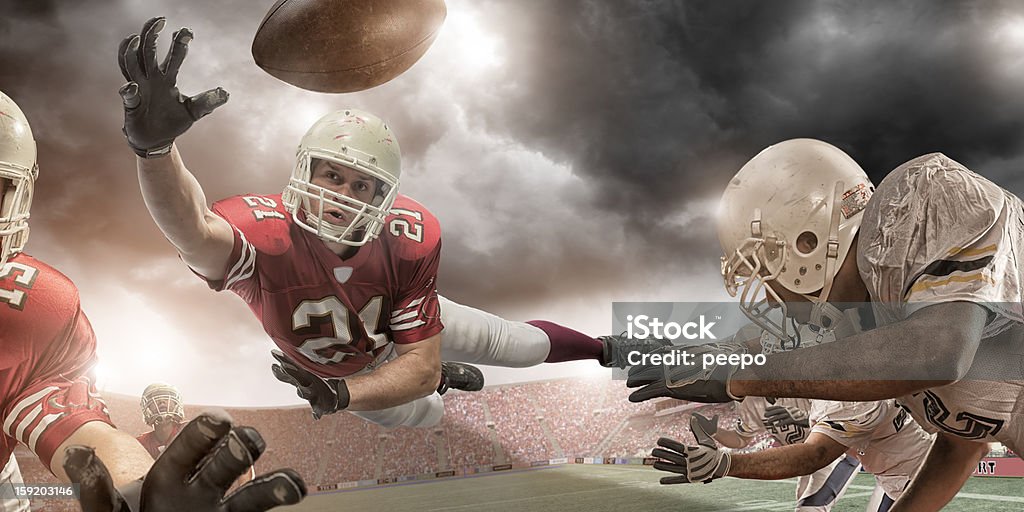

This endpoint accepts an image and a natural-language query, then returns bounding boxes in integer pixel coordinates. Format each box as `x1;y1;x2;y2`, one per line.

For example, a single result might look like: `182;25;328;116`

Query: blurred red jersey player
136;383;186;458
0;90;157;510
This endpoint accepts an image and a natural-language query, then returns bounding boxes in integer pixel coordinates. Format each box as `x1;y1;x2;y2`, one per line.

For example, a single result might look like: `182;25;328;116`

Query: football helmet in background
282;109;401;246
717;138;873;347
0;91;38;268
141;382;185;426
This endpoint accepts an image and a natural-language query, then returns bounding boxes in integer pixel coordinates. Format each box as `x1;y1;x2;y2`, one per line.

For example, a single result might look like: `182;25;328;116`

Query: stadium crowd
13;377;1016;510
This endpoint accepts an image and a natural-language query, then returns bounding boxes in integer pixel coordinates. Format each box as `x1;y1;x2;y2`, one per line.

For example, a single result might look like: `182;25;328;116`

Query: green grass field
283;464;1024;512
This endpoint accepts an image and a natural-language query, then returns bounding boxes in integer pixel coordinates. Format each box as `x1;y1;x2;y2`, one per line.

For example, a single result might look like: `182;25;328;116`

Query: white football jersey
735;396;814;445
858;153;1024;454
809;399;931;499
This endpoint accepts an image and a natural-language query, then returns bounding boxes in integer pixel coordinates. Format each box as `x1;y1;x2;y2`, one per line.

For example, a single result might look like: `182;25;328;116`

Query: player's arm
271;335;443;418
137;147;234;279
117;18;234;279
731;301;987;400
65;411;306;512
50;421;152;486
343;333;442;411
728;432;847;480
653;414;844;484
889;433;988;512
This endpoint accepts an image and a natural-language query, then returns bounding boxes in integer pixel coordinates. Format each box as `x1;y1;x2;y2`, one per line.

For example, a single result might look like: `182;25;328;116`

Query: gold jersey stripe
908;272;994;295
946;244;998;258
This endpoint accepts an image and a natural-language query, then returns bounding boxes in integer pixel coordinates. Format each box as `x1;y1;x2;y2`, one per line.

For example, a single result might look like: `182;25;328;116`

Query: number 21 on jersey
390;208;423;243
292;296;390;365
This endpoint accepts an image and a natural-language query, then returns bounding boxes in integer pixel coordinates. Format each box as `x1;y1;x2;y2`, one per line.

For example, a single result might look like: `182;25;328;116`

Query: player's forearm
890;434;987;512
728;442;833;480
343;350;441;411
136;146;220;254
731;302;987;400
51;421;153;487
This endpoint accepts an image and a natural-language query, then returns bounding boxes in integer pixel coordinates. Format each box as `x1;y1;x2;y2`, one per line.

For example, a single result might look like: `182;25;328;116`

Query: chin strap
807;181;848;333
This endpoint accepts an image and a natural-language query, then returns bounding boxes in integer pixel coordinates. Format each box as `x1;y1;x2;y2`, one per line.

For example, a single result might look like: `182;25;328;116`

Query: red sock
527;320;604;363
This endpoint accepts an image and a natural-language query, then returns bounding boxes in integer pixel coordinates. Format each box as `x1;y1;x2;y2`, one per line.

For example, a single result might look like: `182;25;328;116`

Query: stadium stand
13;377;1019;510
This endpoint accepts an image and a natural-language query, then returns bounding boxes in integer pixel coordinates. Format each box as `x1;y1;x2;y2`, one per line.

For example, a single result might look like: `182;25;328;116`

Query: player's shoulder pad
878;153;1003;224
4;254;80;308
0;255;80;364
211;193;293;256
383;194;441;260
863;154;1003;262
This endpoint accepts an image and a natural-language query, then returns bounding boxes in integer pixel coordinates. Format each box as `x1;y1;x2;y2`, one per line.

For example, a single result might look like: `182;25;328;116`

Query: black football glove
65;410;306;512
652;414;732;484
118;17;228;158
271;349;350;420
626;343;744;404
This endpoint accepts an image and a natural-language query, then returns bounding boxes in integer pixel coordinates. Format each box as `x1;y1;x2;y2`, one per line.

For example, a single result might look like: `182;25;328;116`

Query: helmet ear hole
796;231;818;255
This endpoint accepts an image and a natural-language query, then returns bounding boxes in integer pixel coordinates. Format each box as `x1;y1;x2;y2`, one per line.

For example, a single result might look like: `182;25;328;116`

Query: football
252;0;447;93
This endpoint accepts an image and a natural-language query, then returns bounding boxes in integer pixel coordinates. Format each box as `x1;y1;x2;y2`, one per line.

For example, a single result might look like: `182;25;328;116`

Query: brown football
252;0;447;93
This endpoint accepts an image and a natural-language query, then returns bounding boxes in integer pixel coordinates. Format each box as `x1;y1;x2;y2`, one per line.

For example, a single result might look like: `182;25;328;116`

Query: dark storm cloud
6;0;1024;401
467;0;1024;202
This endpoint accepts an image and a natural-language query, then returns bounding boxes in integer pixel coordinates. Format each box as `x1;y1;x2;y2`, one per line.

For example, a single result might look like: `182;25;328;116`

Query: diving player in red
0;90;305;511
117;17;661;428
135;383;186;458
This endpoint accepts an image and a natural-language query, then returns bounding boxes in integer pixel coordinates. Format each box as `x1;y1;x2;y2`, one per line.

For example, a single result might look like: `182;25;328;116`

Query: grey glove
652;413;732;484
763;404;810;429
691;412;720;438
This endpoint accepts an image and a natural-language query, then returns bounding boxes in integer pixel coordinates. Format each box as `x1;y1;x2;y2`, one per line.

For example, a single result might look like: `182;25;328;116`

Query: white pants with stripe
794;454;860;511
351;296;551;428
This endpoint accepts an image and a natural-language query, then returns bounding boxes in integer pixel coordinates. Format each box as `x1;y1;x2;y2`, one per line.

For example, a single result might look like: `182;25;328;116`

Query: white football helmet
282;109;401;246
141;382;185;426
0;91;38;268
717;139;873;347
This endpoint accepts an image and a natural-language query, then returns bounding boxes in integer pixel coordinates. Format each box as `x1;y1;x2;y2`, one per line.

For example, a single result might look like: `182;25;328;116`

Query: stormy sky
4;0;1024;406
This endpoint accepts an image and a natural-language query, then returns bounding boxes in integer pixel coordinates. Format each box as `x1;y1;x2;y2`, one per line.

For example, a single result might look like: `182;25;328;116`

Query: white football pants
350;296;551;428
794;454;860;511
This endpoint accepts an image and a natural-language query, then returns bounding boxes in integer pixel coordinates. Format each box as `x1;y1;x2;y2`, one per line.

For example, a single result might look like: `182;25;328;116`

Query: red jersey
202;193;443;378
136;422;183;459
0;254;111;469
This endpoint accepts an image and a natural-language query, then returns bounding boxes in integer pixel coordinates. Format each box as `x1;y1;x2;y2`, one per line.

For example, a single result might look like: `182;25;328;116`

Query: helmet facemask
722;232;795;347
0;163;36;268
285;151;397;246
141;384;185;426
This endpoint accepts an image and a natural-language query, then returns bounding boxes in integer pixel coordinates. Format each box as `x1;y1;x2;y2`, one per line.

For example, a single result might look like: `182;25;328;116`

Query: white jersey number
0;262;39;310
292;296;389;365
389;208;423;243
